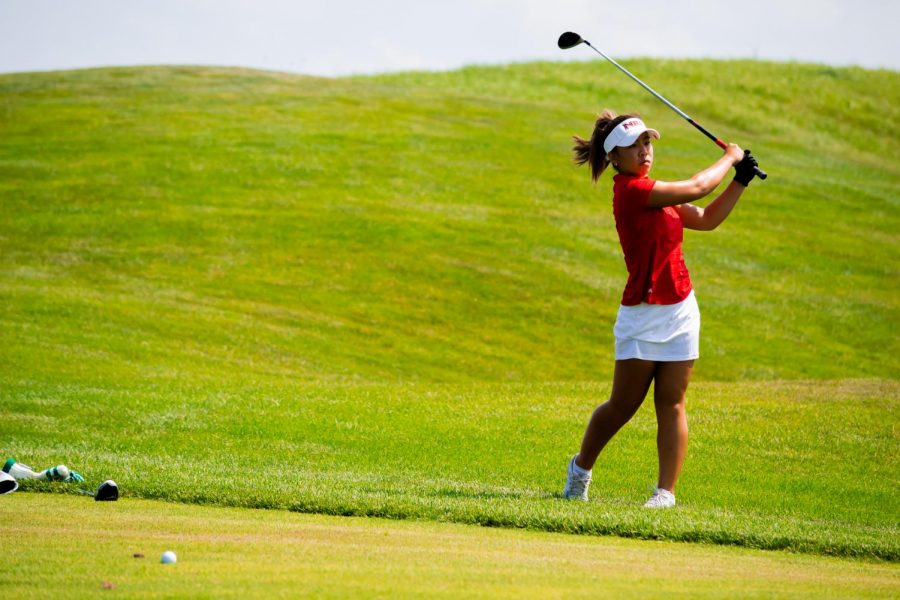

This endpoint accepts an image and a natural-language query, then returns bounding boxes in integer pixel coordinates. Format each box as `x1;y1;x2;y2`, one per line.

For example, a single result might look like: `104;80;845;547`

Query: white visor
603;117;660;154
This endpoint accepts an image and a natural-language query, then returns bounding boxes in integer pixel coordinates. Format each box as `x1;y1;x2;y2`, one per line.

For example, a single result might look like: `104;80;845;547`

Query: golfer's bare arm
673;182;745;231
644;143;746;230
646;144;743;208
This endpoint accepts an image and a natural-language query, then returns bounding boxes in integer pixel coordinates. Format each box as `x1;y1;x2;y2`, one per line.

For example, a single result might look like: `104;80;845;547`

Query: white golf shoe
563;455;591;501
643;487;676;509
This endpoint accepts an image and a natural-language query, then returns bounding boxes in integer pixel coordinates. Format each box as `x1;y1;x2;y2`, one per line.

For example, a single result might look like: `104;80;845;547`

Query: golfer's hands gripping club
733;149;760;187
725;143;744;165
729;145;766;181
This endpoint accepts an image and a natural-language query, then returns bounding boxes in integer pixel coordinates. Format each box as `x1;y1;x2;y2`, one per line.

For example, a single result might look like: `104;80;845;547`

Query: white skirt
613;290;700;361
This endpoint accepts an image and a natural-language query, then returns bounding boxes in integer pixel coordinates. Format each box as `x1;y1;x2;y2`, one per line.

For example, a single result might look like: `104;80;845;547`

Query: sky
1;1;898;76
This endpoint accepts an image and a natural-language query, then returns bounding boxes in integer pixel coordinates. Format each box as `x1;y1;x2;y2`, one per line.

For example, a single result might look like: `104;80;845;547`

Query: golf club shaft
582;40;768;180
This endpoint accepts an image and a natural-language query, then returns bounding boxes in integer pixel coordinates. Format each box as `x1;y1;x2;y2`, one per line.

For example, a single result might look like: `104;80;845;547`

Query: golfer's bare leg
575;359;656;471
653;360;693;492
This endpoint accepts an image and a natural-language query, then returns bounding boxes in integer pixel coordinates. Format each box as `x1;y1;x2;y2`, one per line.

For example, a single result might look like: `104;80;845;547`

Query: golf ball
160;551;177;564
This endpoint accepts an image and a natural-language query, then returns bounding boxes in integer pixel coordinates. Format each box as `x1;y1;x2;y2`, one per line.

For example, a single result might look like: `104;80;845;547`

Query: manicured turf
3;494;897;599
0;61;898;573
4;378;897;560
0;64;897;384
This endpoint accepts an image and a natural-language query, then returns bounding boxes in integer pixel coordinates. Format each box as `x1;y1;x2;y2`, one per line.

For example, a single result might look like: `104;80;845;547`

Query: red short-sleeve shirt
612;174;693;306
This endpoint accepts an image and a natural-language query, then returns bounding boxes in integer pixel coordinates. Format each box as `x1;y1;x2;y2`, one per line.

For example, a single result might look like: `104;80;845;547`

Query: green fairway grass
4;378;897;560
1;61;898;569
3;494;897;599
1;63;897;384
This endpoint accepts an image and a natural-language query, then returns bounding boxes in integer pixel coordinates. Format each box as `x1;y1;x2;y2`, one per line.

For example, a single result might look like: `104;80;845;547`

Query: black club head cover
95;480;119;501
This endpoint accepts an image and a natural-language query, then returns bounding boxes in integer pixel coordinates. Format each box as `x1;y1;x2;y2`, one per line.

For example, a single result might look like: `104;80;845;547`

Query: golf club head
0;471;17;495
95;480;119;501
558;31;584;50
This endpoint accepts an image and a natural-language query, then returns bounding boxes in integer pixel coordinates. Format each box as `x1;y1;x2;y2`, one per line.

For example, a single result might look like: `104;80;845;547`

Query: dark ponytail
572;110;639;182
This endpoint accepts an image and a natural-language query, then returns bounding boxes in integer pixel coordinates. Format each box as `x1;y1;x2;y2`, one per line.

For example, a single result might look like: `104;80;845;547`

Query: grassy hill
1;62;897;384
1;62;898;561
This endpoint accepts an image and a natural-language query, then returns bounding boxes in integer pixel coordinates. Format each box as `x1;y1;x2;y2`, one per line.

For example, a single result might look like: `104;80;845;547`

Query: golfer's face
616;132;654;176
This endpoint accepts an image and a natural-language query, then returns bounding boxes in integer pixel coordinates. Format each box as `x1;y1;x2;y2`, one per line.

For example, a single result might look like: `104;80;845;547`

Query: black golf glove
733;149;759;187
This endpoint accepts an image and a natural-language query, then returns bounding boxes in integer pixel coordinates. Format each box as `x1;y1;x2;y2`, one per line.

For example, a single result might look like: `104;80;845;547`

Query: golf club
558;31;767;180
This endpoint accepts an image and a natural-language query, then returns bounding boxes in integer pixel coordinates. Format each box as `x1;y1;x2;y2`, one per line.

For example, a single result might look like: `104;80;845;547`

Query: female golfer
563;110;758;508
